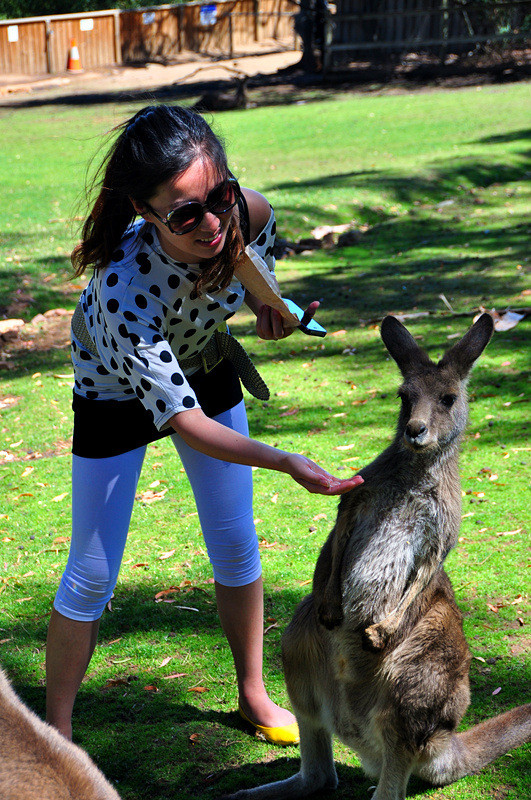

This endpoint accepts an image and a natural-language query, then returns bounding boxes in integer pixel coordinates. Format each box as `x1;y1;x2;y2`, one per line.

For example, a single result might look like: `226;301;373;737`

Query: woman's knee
53;560;118;622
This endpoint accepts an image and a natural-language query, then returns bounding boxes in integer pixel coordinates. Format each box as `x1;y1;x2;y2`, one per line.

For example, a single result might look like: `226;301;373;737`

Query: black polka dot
168;275;180;289
124;388;135;395
111;250;124;262
86;391;99;400
135;387;145;399
169;317;181;326
171;373;184;386
224;311;235;320
141;378;152;391
124;311;138;323
159;254;169;265
207;302;220;311
271;221;276;236
135;294;148;309
178;344;189;356
183;396;195;408
107;299;119;314
81;377;94;386
141;230;154;246
110;336;118;352
227;293;238;304
256;232;267;247
72;341;77;352
184;328;196;339
102;336;108;349
79;350;92;361
149;284;161;298
160;350;172;363
204;318;216;330
106;273;118;287
153;316;162;328
87;293;93;306
118;377;129;385
130;333;140;346
173;298;183;312
156;399;166;413
123;356;133;369
152;333;163;344
136;253;151;274
118;324;129;339
196;335;207;346
190;308;199;322
89;315;93;327
122;363;131;376
110;357;118;370
97;365;110;376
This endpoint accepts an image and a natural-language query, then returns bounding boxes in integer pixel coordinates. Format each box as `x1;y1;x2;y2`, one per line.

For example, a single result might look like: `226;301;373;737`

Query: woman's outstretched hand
283;453;363;495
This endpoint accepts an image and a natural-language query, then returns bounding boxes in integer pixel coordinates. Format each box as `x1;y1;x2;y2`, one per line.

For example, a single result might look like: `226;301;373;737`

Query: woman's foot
238;693;299;745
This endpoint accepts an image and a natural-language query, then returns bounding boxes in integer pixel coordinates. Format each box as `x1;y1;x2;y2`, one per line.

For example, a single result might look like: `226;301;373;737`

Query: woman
46;105;362;745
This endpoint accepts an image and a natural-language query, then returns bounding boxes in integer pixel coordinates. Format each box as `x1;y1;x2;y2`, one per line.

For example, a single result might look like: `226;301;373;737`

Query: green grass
0;83;529;799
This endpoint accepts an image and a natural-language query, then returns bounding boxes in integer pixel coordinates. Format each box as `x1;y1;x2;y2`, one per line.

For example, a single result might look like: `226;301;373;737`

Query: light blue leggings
54;400;262;622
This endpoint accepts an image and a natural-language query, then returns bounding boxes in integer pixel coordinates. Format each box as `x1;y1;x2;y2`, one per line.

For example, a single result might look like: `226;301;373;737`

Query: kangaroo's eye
441;394;457;408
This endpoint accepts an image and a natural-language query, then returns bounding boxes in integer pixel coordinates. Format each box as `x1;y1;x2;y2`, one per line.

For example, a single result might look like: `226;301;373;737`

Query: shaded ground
0;46;529;111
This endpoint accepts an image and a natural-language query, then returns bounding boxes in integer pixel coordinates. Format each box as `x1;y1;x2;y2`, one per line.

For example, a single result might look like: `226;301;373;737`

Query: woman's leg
46;446;145;738
171;400;295;728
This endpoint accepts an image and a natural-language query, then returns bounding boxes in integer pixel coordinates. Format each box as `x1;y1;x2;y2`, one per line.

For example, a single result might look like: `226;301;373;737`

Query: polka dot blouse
71;208;277;431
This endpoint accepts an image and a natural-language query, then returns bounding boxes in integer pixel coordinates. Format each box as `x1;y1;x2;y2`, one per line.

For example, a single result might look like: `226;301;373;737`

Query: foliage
1;0;184;22
0;84;529;799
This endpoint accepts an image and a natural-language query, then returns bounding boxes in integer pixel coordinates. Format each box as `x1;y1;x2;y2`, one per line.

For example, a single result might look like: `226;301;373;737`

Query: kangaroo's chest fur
340;471;460;627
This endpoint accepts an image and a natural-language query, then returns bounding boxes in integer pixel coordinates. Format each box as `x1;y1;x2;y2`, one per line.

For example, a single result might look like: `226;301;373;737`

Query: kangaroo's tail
417;704;531;786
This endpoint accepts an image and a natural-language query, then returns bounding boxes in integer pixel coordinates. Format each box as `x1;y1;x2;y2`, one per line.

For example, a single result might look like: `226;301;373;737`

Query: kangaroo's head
381;314;494;453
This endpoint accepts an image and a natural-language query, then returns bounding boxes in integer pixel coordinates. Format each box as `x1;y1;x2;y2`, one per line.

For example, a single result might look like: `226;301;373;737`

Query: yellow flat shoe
238;705;300;746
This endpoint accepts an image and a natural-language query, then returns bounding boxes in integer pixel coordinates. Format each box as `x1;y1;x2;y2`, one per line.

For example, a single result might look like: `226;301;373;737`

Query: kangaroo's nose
406;421;427;439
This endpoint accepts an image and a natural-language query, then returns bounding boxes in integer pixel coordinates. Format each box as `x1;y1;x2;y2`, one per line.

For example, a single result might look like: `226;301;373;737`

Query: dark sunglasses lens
167;204;202;234
208;180;239;213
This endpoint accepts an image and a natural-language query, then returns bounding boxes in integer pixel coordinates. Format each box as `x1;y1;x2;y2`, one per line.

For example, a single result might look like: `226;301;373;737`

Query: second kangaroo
226;314;531;800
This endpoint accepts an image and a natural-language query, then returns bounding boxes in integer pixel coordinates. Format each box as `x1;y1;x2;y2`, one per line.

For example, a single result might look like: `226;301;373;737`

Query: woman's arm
169;408;363;496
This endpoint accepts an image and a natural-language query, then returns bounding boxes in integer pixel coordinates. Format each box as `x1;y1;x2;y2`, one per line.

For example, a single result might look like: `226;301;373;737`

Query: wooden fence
324;0;531;70
0;1;298;76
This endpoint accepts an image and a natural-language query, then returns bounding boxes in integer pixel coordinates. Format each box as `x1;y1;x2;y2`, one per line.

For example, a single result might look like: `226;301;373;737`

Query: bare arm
169;408;363;496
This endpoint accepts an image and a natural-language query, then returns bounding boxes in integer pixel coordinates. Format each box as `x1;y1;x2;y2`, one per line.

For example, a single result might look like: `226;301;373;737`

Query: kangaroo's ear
381;316;432;377
438;313;494;378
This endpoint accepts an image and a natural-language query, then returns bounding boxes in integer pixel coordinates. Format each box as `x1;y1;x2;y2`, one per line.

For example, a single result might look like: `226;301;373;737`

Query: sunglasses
144;177;241;235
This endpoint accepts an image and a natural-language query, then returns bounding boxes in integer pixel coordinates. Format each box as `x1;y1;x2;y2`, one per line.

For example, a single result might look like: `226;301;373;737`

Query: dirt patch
0;310;72;370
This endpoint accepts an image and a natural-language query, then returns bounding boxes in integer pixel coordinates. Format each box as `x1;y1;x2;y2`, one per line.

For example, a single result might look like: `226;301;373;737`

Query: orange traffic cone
67;38;83;73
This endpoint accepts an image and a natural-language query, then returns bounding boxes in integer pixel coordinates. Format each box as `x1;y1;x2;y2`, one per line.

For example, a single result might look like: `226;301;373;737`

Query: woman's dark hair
72;105;243;295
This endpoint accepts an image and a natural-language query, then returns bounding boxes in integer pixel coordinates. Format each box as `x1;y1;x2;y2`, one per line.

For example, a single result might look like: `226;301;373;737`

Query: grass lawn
0;82;529;798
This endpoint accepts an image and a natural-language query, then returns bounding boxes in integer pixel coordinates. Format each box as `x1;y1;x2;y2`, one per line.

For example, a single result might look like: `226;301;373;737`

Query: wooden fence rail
0;1;298;76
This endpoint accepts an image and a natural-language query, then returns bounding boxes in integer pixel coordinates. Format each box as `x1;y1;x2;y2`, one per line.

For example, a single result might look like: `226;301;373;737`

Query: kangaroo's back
0;668;120;800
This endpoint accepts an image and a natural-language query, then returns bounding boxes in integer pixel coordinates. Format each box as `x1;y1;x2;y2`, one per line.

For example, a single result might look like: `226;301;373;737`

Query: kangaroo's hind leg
223;720;337;800
370;741;415;800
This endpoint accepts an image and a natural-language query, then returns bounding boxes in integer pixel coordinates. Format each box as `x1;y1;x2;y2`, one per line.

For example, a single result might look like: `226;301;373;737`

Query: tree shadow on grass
2;579;529;799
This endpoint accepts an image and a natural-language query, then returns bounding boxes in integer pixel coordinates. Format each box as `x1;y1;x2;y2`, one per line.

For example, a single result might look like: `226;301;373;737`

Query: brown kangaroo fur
226;314;531;800
0;667;120;799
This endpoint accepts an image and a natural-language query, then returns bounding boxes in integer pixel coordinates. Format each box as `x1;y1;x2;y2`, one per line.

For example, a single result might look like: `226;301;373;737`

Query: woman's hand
281;453;363;495
256;300;321;341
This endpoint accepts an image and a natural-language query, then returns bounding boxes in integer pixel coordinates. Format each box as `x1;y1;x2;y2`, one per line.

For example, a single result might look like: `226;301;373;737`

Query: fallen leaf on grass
492;687;502;696
279;407;300;417
259;538;277;549
102;678;130;690
163;672;187;680
270;493;279;503
334;444;356;451
496;528;522;537
188;686;208;693
159;657;172;668
52;492;68;503
158;549;176;560
264;622;279;635
144;685;158;692
137;488;168;504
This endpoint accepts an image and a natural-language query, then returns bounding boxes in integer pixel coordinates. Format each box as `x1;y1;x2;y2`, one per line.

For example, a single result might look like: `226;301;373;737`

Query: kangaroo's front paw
317;600;344;630
362;622;390;652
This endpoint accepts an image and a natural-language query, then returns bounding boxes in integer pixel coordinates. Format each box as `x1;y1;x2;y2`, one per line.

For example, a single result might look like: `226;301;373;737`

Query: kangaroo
225;314;531;800
0;667;120;799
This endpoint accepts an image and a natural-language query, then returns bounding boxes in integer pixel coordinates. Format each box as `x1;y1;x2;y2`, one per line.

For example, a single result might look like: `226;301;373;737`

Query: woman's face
141;157;235;264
